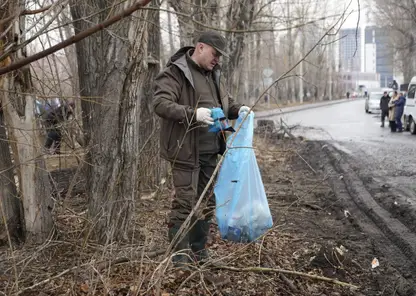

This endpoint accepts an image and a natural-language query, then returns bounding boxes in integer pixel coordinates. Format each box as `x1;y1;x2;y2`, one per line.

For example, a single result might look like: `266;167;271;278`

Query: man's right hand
196;107;214;125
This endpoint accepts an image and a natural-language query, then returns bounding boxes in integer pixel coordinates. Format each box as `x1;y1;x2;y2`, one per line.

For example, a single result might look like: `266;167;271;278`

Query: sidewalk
254;98;352;119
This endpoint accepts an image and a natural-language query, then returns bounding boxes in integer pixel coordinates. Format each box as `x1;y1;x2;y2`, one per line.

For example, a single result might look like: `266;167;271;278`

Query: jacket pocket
167;122;193;163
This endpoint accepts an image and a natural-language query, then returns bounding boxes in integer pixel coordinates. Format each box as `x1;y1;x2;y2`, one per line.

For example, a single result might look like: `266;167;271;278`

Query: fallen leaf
80;283;89;293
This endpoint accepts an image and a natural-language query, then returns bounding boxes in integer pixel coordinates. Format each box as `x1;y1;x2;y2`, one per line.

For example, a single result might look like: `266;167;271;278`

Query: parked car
365;91;383;113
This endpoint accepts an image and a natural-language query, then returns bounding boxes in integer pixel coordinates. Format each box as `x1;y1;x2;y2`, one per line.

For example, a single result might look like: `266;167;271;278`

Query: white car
403;77;416;133
365;92;384;113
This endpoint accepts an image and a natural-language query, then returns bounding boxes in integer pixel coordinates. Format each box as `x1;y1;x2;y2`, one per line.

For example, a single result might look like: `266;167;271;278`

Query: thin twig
295;150;317;174
258;236;266;266
214;265;359;288
0;4;53;27
16;263;88;295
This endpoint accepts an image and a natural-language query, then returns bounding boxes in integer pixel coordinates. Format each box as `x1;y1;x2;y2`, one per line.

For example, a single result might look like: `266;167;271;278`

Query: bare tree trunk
402;35;414;83
0;110;23;243
166;4;175;55
285;1;294;103
2;75;54;242
0;0;53;243
169;0;194;46
223;0;256;97
138;2;164;190
255;33;261;101
70;0;151;243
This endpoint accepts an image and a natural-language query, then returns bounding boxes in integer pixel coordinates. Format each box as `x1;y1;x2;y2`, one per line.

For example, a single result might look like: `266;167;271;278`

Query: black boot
189;220;210;263
168;225;191;269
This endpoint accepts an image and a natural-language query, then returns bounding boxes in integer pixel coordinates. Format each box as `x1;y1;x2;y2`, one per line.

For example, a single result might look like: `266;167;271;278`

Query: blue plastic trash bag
208;107;235;133
214;112;273;242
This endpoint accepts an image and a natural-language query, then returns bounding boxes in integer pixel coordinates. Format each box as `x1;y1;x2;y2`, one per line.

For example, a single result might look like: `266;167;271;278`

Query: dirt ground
0;132;413;295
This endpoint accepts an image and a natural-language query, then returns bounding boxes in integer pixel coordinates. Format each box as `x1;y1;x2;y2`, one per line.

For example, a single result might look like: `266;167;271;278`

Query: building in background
339;28;361;72
365;26;394;88
338;26;394;90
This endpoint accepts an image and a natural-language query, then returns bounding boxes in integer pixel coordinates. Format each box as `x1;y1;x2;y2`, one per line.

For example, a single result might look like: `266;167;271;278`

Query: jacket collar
169;47;222;90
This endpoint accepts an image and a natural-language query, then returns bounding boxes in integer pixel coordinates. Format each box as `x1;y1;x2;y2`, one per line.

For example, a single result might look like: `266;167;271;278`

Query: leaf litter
0;135;410;295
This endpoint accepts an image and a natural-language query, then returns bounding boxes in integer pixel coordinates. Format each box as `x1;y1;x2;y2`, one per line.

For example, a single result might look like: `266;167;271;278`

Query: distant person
394;92;406;132
44;101;75;154
346;91;350;99
364;91;368;98
379;91;390;127
388;91;399;132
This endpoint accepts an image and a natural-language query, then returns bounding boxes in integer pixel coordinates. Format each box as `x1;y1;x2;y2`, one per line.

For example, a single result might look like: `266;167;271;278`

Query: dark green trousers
168;153;217;226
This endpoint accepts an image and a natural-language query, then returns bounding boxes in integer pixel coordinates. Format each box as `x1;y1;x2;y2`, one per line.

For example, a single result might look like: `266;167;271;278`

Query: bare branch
0;4;53;27
0;0;152;76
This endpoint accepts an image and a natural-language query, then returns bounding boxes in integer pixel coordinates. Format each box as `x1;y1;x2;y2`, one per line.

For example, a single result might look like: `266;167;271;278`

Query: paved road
261;98;416;281
262;98;410;143
261;99;416;183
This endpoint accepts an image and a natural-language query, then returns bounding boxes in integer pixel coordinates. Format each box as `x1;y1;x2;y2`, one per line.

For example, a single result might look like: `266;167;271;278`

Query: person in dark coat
44;101;74;154
394;92;406;132
152;31;247;267
379;91;390;127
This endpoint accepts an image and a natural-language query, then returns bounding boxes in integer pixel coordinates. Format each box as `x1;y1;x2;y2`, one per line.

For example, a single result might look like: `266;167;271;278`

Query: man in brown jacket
153;31;249;267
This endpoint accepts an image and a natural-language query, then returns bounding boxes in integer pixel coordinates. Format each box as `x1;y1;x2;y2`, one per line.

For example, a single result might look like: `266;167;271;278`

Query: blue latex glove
208;107;235;133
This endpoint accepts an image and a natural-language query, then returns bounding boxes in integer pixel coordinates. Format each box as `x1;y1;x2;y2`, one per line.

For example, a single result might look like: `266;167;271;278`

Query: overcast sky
335;0;372;29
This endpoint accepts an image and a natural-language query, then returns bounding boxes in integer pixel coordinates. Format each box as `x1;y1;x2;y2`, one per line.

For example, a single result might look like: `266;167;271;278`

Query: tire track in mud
308;141;416;293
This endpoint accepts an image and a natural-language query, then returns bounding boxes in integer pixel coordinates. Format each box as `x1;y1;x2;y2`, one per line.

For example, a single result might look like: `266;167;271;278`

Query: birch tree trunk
2;79;53;242
70;0;151;243
0;0;53;243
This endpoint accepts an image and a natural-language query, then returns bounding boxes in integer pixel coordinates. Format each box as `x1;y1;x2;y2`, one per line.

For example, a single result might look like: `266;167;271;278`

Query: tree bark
0;0;53;243
168;0;195;47
138;2;165;190
0;109;23;244
70;0;152;243
223;0;256;97
1;74;54;242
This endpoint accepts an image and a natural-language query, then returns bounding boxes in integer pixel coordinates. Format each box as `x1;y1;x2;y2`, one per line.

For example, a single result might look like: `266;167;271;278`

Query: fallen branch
96;249;166;271
264;254;299;293
214;265;359;289
280;118;296;139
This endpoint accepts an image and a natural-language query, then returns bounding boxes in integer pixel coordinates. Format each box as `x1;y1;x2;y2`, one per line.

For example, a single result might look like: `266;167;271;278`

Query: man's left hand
238;106;251;115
